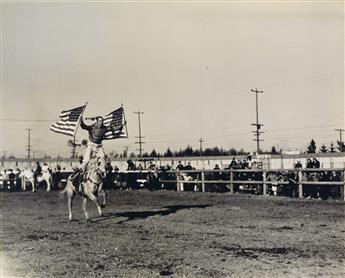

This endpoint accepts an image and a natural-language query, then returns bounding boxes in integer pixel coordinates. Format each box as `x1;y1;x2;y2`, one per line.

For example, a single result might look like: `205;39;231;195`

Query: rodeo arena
1;103;345;278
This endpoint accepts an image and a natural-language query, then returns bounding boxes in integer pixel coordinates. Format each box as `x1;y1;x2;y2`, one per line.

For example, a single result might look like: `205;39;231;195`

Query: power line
133;111;145;157
1;118;55;122
250;88;264;154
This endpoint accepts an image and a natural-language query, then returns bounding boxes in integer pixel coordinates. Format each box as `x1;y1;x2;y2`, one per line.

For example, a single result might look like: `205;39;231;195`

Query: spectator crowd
0;157;343;200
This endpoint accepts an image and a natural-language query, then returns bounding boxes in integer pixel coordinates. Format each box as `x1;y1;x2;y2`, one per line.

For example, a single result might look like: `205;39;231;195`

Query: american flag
103;106;127;140
50;105;86;137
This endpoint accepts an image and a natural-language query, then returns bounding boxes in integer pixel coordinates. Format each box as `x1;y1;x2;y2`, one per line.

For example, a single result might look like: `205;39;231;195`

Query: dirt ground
1;189;344;278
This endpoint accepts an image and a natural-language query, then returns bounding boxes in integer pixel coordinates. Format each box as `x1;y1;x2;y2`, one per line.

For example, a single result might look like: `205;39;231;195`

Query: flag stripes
103;107;127;140
50;105;86;137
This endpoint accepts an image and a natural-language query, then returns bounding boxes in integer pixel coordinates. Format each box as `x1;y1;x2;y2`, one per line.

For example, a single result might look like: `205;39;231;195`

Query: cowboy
33;162;42;185
78;116;123;176
42;162;49;173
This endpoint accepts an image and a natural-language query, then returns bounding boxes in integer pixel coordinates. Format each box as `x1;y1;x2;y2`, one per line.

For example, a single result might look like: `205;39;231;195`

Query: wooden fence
158;168;345;201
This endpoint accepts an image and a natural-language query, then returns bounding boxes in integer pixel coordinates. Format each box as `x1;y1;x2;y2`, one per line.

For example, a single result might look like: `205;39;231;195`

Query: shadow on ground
91;204;211;224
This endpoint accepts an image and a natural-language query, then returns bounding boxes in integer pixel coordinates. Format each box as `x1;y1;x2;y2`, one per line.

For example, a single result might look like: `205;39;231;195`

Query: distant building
281;148;302;155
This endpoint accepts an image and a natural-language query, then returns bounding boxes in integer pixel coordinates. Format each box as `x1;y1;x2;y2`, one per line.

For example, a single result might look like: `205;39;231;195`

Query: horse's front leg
46;178;51;192
82;197;89;221
22;177;26;191
31;180;36;192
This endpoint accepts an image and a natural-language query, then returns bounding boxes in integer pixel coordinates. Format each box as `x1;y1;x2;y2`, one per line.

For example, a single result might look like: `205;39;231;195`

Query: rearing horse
61;165;106;221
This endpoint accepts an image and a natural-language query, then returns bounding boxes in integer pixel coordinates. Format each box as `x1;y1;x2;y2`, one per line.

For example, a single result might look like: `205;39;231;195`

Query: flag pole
122;103;129;138
74;102;87;138
72;102;87;157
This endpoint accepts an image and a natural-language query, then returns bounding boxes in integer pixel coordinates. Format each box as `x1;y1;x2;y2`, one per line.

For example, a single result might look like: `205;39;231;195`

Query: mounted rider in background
33;162;42;185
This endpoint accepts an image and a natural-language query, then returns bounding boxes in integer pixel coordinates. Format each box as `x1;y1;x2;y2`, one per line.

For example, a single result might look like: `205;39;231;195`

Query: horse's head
21;169;33;178
87;167;104;185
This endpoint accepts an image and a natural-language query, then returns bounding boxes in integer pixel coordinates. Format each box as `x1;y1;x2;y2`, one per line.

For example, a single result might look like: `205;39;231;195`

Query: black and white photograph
1;1;344;277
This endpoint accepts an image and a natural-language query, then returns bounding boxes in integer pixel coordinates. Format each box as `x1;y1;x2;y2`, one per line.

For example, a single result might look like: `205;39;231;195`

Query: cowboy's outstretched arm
80;118;91;130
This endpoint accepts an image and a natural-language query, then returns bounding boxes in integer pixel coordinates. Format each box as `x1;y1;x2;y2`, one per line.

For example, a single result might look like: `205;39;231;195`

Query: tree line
3;139;343;159
107;140;345;158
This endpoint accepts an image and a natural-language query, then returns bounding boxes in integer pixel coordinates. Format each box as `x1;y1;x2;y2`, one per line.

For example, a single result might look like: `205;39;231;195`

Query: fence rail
1;168;344;201
156;168;345;201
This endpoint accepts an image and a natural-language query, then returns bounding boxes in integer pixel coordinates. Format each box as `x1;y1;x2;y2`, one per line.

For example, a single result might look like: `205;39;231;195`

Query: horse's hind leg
31;181;36;192
98;188;106;208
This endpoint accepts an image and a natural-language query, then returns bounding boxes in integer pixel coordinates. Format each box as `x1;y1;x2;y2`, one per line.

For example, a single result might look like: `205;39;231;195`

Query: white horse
61;165;106;221
20;169;52;192
177;172;198;192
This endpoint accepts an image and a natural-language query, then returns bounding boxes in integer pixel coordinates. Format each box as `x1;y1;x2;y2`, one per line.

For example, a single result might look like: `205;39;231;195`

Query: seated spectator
229;158;237;169
247;155;252;169
184;162;193;171
127;160;137;171
240;159;249;169
8;169;16;191
312;158;320;168
213;164;221;181
306;159;313;169
295;161;303;169
148;161;156;171
176;161;184;170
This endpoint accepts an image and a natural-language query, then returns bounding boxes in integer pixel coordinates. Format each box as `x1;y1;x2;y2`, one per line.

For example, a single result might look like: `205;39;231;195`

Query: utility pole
335;129;345;151
134;111;145;157
335;129;345;143
25;128;32;159
250;89;264;154
1;151;5;167
124;146;129;158
71;137;77;159
199;138;204;156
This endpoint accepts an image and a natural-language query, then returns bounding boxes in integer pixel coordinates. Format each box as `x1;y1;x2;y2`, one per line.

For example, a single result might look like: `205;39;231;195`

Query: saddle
71;165;105;194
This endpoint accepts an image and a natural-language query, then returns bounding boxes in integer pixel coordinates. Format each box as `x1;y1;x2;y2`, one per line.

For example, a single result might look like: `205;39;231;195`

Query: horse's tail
60;176;77;194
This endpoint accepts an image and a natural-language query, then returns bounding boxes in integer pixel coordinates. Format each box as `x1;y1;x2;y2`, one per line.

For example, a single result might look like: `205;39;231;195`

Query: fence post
176;172;180;192
298;170;303;198
230;171;234;194
263;170;267;196
342;169;345;201
201;171;205;192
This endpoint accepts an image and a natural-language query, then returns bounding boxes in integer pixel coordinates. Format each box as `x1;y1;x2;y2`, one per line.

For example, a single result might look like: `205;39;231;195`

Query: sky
1;1;344;158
